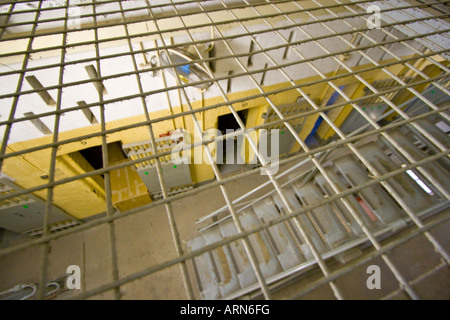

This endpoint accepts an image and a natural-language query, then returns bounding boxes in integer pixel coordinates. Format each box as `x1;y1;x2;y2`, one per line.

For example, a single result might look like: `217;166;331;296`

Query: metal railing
0;0;448;300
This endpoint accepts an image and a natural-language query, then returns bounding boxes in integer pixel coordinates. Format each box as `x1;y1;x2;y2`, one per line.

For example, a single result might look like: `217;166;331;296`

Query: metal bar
78;101;98;124
0;45;446;129
199;73;439;227
91;0;120;300
308;0;450;266
0;0;297;31
0;0;448;301
0;149;447;281
23;112;52;135
287;211;450;300
381;262;447;300
265;0;449;293
194;0;345;300
155;0;273;300
68;151;450;300
284;0;450;244
0;72;447;173
0;1;15;39
1;0;439;45
0;105;447;263
37;0;68;300
198;154;330;233
0;103;448;212
221;0;432;299
117;0;194;299
202;94;429;229
379;0;450;50
0;3;447;71
1;11;448;98
153;39;177;131
84;65;107;95
24;75;56;106
0;0;42;174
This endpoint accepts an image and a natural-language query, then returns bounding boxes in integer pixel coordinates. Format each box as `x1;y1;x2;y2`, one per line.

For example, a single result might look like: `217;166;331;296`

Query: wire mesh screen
0;0;449;300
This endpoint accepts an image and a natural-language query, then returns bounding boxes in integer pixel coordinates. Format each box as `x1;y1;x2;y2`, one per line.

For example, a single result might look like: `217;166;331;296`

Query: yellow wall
315;55;448;140
4;55;440;219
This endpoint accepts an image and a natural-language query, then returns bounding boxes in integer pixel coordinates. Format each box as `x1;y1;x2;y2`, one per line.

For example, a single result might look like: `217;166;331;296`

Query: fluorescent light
406;169;433;194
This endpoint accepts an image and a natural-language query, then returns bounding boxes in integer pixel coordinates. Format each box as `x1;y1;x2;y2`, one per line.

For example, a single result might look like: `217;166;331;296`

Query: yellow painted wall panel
317;81;363;140
110;160;152;212
315;57;420;140
52;181;106;219
2;148;106;220
4;58;431;218
57;153;105;198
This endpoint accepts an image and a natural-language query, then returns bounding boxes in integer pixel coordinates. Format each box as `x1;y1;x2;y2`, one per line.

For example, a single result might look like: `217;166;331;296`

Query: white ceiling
0;1;424;144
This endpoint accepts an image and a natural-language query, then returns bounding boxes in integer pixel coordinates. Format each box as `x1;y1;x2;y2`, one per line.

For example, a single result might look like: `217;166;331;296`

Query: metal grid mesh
0;0;449;300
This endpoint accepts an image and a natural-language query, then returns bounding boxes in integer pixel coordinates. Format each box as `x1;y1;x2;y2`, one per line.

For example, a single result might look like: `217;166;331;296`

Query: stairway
188;116;450;300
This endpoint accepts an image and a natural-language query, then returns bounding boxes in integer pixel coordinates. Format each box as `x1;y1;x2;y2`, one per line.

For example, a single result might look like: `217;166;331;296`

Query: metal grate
0;0;449;300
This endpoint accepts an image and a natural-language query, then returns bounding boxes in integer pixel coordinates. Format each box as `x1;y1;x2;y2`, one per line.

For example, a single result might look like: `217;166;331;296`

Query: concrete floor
0;166;271;300
0;164;449;300
269;215;450;300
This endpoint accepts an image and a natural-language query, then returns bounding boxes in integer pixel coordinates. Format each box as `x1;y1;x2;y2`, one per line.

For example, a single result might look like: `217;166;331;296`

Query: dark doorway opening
79;145;103;171
217;110;248;174
79;142;127;177
217;110;247;134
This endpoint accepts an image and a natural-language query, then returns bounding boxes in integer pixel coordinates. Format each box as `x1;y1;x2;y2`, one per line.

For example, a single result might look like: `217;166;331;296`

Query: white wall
0;4;420;144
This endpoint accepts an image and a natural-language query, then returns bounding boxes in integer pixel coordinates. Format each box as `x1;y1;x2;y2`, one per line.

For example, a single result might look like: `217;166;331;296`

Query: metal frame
0;0;449;300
